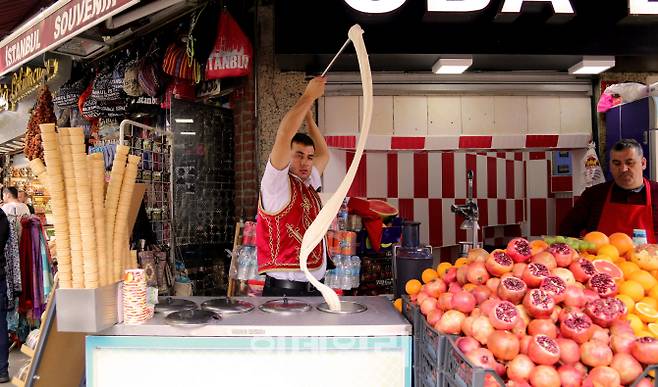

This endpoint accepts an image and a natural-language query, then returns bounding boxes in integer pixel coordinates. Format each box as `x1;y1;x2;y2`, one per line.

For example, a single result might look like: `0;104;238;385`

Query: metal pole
321;38;352;77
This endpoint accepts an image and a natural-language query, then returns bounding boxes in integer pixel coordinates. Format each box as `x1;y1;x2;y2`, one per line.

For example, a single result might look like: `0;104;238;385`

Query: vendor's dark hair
612;138;643;157
291;133;314;148
2;187;17;199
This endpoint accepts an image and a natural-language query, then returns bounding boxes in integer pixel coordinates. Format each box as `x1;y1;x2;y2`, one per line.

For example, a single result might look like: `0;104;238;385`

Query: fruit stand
395;232;658;387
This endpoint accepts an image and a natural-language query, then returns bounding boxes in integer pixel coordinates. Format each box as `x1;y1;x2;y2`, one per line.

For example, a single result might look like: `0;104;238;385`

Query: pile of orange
581;231;658;337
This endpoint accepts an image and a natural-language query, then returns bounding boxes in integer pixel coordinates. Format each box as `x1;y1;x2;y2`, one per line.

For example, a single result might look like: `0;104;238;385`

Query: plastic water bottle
352;256;361;288
338;198;349;231
633;229;648;246
342;256;353;290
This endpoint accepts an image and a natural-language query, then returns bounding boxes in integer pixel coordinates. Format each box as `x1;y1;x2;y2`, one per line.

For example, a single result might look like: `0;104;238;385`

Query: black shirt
0;209;9;276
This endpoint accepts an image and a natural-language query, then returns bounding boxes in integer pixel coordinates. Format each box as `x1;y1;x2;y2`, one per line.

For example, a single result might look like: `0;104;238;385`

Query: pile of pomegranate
411;238;658;387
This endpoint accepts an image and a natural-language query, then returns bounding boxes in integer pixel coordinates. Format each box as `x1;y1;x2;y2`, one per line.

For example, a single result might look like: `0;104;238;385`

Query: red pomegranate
558;364;583;387
610;353;643;385
584;298;627;328
559;310;594;344
528;319;557;338
522;263;550;288
556;338;581;365
587;272;618;298
489;300;520;330
563;285;586;308
497;276;528;304
507;238;532;263
523;289;555;319
506;354;535;381
547;243;576;267
467;262;490;285
487;330;520;361
452;291;476;313
569;258;597;283
485;249;514;276
465;347;498;370
631;336;658;365
531;251;557;270
529;365;560;387
611;333;635;354
528;334;560;366
583;366;620;387
580;340;613;367
539;275;567;303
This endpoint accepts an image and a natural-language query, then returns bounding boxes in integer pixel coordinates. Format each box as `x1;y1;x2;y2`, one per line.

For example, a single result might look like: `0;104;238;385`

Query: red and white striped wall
323;149;577;247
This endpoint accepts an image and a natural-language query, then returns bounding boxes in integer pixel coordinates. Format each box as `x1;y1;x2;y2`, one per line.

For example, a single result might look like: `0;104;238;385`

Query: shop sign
0;59;59;112
0;0;140;76
344;0;658;16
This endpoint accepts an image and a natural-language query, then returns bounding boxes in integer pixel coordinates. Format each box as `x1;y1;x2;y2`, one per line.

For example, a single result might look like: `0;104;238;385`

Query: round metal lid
258;298;311;314
154;297;198;314
316;301;367;314
165;309;220;327
201;298;255;315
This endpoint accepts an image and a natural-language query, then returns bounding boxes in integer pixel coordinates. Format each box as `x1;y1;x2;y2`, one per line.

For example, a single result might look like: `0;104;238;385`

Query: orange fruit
619;261;641;280
422;268;438;284
641;297;658;309
609;232;635;256
652;269;658;280
592;260;624;281
629;270;658;292
393;298;402;313
436;262;452;278
635;302;658;323
454;257;469;268
620;281;646;302
598;244;620;261
637;330;654;338
617;294;636;313
650;284;658;300
530;240;549;255
583;231;610;253
405;279;422;295
648;322;658;338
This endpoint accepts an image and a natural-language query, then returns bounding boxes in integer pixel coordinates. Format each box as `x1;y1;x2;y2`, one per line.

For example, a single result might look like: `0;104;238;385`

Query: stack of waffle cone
27;124;142;289
38;124;72;288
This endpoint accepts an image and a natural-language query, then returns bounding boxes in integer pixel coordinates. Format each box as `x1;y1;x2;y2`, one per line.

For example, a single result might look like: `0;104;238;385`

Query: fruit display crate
440;335;505;387
417;349;442;387
419;314;445;365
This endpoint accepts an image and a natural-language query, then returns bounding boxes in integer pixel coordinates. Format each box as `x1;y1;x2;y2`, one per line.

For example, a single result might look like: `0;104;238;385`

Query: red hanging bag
205;9;253;79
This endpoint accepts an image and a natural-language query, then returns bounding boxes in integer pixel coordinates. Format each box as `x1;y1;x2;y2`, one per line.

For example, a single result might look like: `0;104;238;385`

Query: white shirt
260;160;326;281
2;202;30;220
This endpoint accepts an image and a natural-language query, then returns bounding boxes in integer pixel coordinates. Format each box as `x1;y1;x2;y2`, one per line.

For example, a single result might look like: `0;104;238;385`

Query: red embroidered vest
256;173;324;273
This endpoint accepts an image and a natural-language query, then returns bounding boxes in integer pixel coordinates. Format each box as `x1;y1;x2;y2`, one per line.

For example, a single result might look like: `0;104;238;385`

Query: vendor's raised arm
305;110;329;174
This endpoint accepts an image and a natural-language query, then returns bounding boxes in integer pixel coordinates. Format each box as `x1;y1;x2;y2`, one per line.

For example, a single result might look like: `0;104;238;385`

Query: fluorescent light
174;118;194;124
432;57;473;74
343;0;406;13
568;56;615;74
180;131;197;136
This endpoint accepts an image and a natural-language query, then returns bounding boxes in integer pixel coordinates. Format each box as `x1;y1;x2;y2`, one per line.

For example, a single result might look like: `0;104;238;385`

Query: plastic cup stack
122;269;152;324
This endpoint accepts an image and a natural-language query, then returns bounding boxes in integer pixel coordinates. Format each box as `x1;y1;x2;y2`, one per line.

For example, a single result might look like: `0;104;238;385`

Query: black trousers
262;276;322;297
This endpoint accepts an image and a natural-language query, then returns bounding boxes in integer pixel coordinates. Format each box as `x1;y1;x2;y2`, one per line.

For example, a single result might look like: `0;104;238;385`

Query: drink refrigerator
85;296;412;387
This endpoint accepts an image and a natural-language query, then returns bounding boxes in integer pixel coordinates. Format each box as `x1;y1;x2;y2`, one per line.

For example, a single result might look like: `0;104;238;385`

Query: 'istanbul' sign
0;0;139;76
344;0;658;15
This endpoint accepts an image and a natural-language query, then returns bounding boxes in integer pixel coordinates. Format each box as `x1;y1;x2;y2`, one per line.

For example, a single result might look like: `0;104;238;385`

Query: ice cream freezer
85;296;412;387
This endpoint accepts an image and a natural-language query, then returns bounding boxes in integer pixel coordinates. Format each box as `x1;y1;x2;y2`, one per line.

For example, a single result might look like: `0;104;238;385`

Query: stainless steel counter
99;296;411;337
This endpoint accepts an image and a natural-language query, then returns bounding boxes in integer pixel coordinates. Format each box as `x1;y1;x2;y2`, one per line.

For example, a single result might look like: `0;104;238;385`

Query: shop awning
0;0;141;77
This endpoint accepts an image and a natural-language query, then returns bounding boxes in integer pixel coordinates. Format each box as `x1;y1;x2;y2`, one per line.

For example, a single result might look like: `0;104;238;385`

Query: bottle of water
338;198;349;231
352;256;361;288
342;256;353;290
633;229;648;246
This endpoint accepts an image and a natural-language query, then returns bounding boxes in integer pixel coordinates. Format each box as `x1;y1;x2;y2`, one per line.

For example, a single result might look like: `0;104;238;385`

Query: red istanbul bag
205;10;253;79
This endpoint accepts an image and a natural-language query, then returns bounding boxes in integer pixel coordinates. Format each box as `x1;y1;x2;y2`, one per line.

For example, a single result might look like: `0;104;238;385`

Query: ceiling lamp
568;56;615;74
432;57;473;74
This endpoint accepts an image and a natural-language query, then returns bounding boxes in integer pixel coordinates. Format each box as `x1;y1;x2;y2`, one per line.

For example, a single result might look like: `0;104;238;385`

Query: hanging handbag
123;59;144;97
162;42;201;82
138;43;165;97
53;78;86;108
205;9;253;80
